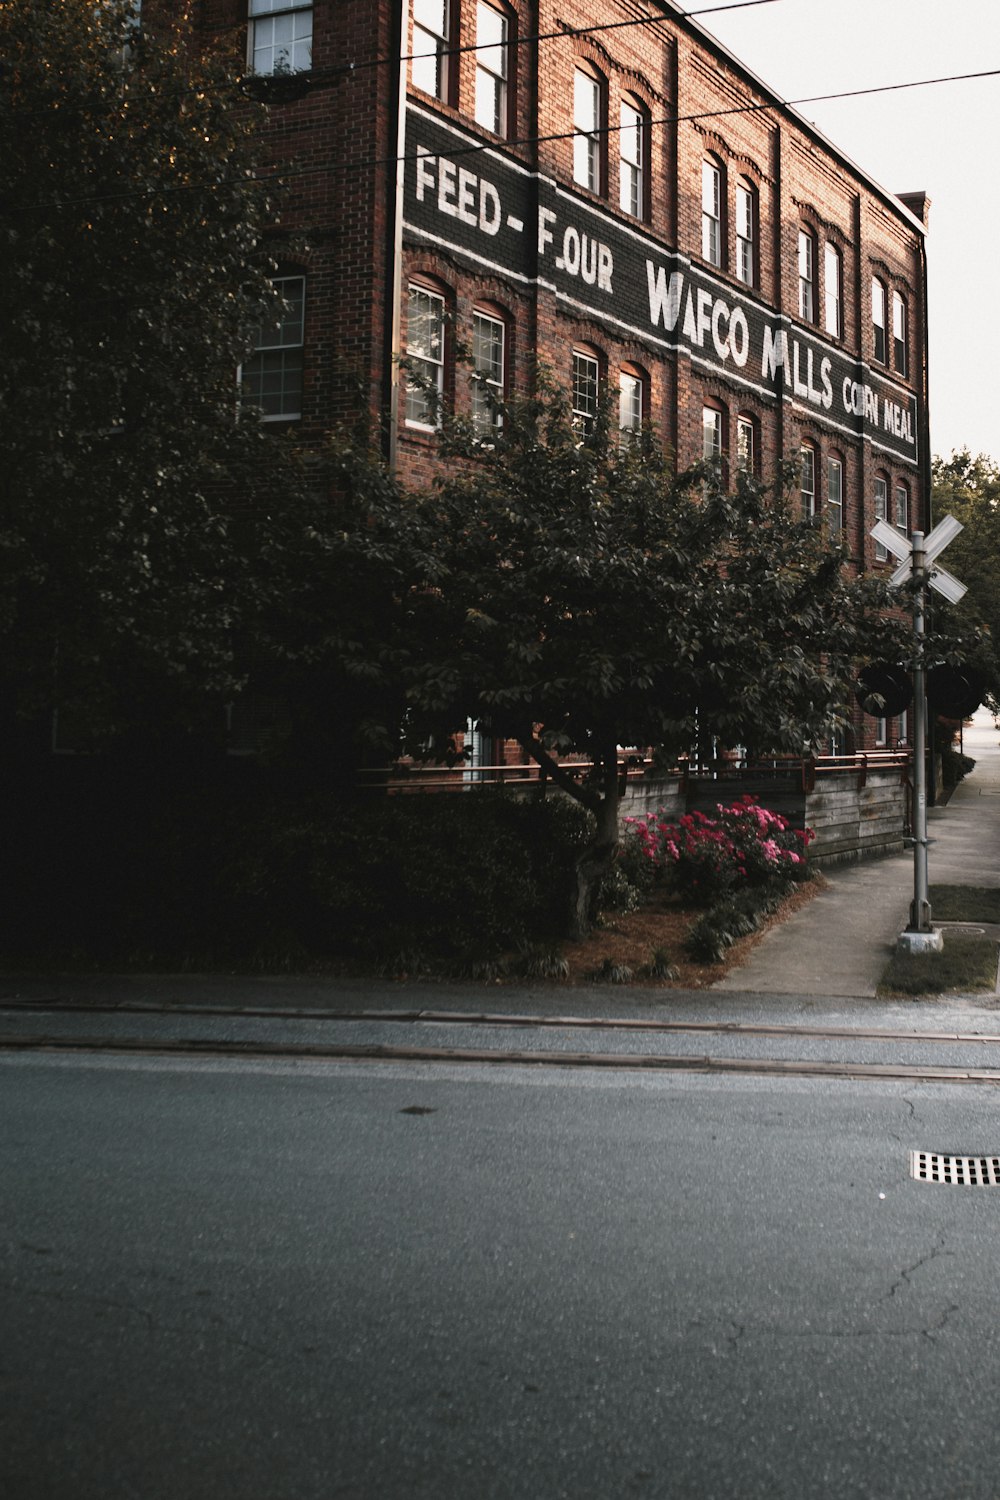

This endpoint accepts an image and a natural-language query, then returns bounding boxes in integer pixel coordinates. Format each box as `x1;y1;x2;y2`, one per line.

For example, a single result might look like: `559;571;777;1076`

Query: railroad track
4;1005;1000;1083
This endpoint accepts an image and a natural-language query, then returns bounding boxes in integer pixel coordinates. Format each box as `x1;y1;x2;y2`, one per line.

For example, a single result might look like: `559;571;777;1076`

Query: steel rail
3;1002;1000;1047
4;1032;1000;1084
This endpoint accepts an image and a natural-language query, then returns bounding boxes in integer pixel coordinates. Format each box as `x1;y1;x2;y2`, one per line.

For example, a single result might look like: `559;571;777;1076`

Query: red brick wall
150;0;929;750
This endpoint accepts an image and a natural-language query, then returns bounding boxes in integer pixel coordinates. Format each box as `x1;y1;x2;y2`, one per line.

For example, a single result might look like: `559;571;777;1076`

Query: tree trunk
568;755;621;940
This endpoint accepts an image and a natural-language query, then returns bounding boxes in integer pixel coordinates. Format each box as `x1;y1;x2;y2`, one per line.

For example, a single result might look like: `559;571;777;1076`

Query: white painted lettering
479;178;501;235
437;156;457;216
820;357;833;411
792;341;809;399
711;298;730;360
762;327;788;380
695;288;713;348
645;262;684;331
728;307;749;367
457;167;477;226
581;233;597;286
415;147;436;203
562;225;580;277
538;206;557;258
598;242;614;293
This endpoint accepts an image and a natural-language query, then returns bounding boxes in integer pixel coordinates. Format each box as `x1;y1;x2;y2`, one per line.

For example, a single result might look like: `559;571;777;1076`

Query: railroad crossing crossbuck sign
868;514;967;946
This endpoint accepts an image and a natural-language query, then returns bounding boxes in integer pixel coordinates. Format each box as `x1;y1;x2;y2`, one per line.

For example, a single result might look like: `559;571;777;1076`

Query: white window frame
248;0;312;76
894;482;909;537
824;242;842;338
892;290;908;377
572;350;600;432
405;284;446;430
474;2;509;136
619;370;643;447
827;456;844;534
798;229;815;323
242;275;305;422
573;69;602;193
736;415;755;474
874;475;889;560
800;443;816;519
471;310;505;436
735;180;755;286
412;0;450;100
619;98;645;219
872;276;887;363
702;405;723;467
702;159;722;267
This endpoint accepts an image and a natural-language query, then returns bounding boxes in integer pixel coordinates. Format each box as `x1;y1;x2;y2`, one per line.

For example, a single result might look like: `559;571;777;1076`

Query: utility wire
10;64;998;216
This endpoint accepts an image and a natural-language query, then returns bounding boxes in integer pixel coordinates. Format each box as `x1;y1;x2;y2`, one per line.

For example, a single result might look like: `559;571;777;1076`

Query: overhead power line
11;62;999;217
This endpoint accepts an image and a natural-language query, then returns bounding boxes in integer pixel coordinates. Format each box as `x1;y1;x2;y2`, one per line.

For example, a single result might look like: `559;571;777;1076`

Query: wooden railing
356;748;911;796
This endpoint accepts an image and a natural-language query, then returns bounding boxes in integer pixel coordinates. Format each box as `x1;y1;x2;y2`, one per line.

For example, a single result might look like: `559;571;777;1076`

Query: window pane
252;8;312;74
702;161;721;265
737;417;754;472
798;230;814;321
406;286;444;428
620;102;643;217
825;243;841;337
895;484;908;533
572;352;599;430
892;291;907;375
412;0;448;97
800;445;816;518
736;184;754;285
827;458;843;533
573;72;600;191
619;372;642;445
703;406;722;462
475;3;507;133
874;476;888;559
472;312;504;434
872;277;887;362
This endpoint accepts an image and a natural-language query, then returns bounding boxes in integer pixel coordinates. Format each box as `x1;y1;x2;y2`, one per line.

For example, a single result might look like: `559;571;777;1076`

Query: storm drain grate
910;1151;1000;1186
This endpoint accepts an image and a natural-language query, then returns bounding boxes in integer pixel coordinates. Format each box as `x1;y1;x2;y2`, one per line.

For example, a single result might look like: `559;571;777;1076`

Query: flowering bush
622;795;813;907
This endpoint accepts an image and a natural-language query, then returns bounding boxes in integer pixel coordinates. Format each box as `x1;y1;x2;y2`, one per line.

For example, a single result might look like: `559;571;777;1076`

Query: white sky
696;0;998;462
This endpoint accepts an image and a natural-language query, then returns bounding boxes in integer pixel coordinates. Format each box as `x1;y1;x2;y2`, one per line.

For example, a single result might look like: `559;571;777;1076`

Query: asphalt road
5;1032;1000;1499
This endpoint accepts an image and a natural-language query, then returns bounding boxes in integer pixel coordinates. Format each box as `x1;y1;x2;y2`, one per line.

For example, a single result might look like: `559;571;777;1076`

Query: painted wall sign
403;105;919;463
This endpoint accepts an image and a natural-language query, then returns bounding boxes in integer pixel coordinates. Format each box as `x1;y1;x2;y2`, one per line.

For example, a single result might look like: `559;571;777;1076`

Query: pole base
896;928;944;956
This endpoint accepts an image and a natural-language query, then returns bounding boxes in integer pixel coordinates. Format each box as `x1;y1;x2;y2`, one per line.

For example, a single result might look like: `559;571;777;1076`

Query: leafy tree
0;0;302;748
930;450;1000;702
333;382;913;935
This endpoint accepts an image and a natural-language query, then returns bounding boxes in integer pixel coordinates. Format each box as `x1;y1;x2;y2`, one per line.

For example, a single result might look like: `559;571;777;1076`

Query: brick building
157;0;930;754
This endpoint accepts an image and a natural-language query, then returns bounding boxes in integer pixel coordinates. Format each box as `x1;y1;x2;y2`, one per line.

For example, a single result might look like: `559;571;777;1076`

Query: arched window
800;441;817;519
571;345;602;432
619;95;648;220
874;472;889;560
702;401;726;467
736;413;758;475
827;452;844;534
470;305;507;436
619;363;647;447
892;291;908;377
824;242;842;338
735;178;757;287
573;65;606;195
405;280;448;430
872;276;888;363
475;2;512;137
702;156;724;267
894;480;909;536
798;227;817;323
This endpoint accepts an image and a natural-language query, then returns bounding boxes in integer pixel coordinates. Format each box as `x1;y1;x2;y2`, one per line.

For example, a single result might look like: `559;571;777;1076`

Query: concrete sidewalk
712;706;1000;998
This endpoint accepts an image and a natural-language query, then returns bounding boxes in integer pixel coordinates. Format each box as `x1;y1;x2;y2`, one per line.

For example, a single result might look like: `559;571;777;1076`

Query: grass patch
878;934;1000;998
929;885;1000;923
